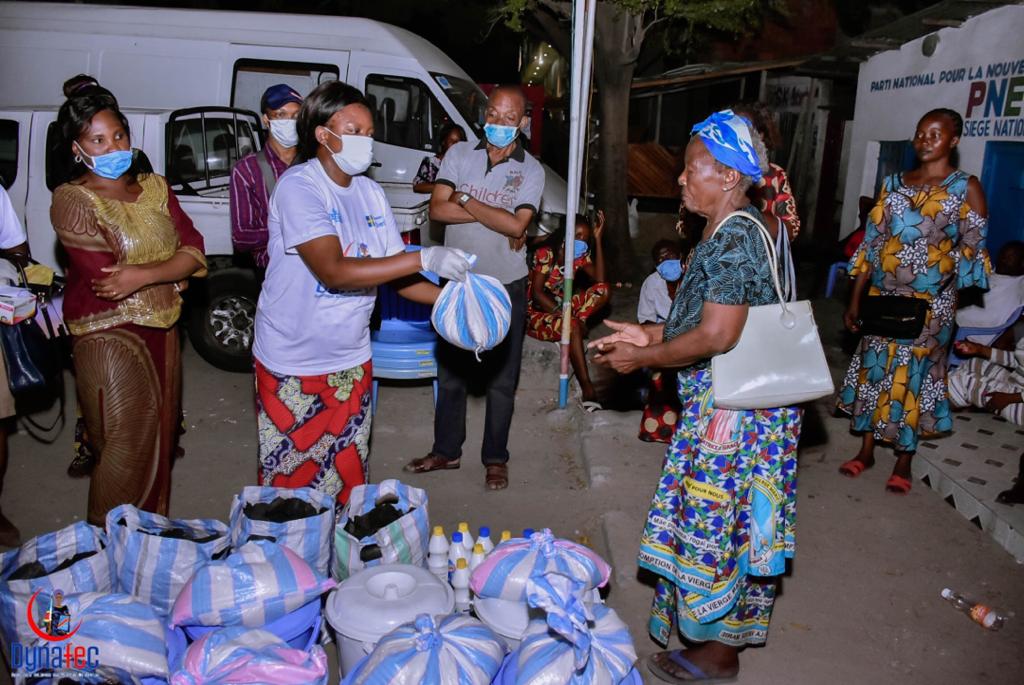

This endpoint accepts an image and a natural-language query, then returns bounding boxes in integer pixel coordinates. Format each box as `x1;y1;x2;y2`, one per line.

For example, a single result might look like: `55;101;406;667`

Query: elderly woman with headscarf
591;110;801;683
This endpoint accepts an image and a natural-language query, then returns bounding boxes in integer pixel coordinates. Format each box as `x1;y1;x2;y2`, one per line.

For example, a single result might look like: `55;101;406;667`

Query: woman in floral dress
591;110;800;683
838;108;990;493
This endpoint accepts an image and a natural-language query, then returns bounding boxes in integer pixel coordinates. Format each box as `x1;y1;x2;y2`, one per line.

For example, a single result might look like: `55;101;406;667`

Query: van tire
186;268;259;373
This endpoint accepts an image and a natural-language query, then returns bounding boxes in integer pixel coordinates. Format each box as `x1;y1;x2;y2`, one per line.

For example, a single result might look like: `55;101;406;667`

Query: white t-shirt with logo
0;186;27;249
253;159;404;376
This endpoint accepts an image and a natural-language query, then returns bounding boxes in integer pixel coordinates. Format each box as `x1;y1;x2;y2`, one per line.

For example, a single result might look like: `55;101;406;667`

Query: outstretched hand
593;210;605;242
591;340;642;374
588;319;651;351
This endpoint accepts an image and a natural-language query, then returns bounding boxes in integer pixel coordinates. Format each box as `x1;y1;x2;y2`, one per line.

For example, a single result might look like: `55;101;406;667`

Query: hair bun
63;74;102;98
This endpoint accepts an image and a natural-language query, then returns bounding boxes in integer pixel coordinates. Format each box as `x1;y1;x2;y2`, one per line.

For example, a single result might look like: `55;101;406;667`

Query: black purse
0;259;67;394
857;295;929;339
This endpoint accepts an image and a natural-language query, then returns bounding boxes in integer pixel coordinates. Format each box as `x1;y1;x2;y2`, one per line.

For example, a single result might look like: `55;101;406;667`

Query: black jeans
432;277;527;464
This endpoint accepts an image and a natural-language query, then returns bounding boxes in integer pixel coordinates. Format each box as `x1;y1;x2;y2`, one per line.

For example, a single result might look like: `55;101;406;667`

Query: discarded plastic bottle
475;526;494;555
941;588;1010;630
452;558;471;612
427;526;449;580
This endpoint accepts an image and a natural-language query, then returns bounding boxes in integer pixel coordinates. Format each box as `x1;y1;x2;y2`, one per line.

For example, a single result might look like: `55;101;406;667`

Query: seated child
527;211;610;410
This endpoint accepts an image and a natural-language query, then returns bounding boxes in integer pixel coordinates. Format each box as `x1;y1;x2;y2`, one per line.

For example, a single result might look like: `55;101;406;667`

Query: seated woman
527;211;609;410
637;239;685;443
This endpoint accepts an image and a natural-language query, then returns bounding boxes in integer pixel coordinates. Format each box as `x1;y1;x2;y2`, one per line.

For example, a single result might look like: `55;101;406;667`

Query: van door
0;111;31;225
163;107;262;259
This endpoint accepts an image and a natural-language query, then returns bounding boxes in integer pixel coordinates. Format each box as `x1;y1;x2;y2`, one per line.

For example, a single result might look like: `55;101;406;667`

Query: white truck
0;1;567;370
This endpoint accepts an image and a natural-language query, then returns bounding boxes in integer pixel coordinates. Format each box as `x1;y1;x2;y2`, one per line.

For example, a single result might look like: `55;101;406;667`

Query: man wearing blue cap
229;84;303;268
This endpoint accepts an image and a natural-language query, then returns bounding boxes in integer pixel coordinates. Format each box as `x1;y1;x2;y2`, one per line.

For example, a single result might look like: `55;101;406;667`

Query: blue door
981;141;1024;256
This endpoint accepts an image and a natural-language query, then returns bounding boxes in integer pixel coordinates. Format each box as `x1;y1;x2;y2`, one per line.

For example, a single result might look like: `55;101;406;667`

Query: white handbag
710;211;834;410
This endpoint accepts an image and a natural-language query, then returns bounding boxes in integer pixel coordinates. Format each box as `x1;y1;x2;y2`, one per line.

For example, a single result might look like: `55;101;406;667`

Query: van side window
166;109;260;194
232;59;339;116
365;75;450;152
0;120;18;189
44;122;69;192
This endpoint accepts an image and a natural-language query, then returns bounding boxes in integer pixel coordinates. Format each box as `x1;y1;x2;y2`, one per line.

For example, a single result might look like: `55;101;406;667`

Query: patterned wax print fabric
526;245;609;342
758;163;800;239
640;205;800;646
837;171;990;452
413;155;441;186
256;359;372;505
638;370;681;443
638;370;799;646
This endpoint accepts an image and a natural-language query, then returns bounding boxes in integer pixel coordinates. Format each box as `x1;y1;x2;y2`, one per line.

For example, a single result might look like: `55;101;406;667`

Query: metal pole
558;0;594;408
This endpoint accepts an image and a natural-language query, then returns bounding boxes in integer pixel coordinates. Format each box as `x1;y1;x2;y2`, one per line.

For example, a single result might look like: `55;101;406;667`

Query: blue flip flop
646;650;739;684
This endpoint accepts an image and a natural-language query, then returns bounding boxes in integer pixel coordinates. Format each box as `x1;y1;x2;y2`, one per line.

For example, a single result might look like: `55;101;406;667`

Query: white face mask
322;128;374;175
268;119;298;148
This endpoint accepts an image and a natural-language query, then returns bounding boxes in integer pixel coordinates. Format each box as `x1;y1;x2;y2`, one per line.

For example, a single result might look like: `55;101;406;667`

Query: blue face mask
573;239;589;260
657;259;683;282
78;145;133;180
483;123;519;148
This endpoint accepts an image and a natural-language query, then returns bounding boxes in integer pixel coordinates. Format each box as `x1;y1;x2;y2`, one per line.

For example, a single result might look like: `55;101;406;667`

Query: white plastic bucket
325;563;454;677
474;588;603;651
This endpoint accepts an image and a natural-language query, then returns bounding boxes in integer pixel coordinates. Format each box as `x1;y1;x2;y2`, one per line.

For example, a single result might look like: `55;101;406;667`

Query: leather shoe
404;453;460;473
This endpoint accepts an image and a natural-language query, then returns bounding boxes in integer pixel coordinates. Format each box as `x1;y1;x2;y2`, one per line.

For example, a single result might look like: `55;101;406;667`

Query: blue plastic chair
949;305;1024;367
825;261;848;298
370;245;440;414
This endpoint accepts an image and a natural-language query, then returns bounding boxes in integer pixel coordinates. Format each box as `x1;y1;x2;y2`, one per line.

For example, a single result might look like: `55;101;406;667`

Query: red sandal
885;474;912;494
839;458;871;478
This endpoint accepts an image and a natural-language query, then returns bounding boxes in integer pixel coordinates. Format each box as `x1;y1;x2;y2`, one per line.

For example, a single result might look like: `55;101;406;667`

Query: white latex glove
420;246;474;282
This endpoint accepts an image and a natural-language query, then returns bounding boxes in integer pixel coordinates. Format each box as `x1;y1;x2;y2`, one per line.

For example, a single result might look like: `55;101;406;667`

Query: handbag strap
710;210;789;311
774;217;797;302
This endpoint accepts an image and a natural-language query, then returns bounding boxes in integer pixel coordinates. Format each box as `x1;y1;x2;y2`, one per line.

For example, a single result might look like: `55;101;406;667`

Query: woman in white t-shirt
253;81;471;504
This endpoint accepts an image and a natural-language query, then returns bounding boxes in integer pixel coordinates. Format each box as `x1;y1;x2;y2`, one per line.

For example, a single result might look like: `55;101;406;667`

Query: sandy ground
2;214;1022;684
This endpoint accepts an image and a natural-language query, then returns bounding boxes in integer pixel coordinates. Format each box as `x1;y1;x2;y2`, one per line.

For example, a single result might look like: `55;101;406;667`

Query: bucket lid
474;597;529;639
326;564;454;643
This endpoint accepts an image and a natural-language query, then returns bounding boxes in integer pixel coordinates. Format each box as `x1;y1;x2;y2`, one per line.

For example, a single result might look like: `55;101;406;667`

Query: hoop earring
74;155;82;163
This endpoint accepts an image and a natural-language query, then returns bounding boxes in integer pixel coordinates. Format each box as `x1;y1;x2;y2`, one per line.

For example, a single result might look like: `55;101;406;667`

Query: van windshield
432;74;485;135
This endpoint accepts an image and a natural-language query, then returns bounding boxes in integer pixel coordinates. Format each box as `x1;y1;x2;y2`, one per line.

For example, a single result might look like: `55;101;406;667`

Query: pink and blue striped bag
170;541;334;629
0;521;115;649
228;487;334;577
106;504;231;616
343;613;506;685
170;626;328;685
469;529;610;602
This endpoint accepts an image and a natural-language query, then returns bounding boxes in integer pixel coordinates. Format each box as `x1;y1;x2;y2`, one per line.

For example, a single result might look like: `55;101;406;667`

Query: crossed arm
430;182;534;239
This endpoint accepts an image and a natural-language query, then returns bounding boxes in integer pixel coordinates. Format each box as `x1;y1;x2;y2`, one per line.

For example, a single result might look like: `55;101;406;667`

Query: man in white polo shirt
405;85;544;490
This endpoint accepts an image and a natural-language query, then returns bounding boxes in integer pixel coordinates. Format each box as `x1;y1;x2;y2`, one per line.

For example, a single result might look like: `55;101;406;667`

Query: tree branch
526;4;572;59
536;0;571;20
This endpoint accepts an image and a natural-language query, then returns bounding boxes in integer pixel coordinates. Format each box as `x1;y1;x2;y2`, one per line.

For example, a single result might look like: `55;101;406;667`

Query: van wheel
187;268;259;372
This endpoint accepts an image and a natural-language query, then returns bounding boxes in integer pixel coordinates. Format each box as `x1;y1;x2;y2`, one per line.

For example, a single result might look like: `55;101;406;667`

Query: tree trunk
592;5;638;281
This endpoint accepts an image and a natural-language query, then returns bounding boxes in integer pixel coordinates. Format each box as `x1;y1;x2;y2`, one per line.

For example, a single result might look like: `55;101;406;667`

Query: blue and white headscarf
690;109;763;183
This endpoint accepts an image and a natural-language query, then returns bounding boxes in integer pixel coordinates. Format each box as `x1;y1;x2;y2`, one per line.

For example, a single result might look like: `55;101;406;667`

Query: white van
0;1;567;370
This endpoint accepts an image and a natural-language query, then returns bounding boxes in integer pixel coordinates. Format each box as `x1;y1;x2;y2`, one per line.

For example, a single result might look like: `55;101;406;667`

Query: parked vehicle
0;1;568;371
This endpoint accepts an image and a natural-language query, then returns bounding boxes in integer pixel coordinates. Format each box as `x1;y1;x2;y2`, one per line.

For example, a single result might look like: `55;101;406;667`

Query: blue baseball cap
260;84;303;113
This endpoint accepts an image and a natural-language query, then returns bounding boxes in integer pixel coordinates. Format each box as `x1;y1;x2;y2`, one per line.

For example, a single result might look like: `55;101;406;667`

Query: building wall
840;4;1024;238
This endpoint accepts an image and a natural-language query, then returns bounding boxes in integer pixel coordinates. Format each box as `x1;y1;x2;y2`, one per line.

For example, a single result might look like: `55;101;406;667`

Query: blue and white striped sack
170;626;328;685
431;271;511;360
170;541;335;629
512;574;638;685
229;486;335;577
333;479;430;582
106;504;230;616
0;521;115;649
19;592;171;685
470;529;611;602
343;613;506;685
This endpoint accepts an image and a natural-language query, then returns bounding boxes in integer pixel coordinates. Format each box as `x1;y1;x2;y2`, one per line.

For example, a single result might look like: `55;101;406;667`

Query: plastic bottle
448;532;469;580
457;521;471;539
452;558;471;612
523;528;535;539
941;588;1010;630
499;530;512;544
469;543;487;572
427;526;449;580
475;526;494;555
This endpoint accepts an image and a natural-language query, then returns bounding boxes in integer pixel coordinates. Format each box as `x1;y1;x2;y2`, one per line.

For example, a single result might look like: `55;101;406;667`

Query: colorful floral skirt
255;359;372;505
526;283;609;342
638;368;800;647
639;370;682;443
837;287;955;453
